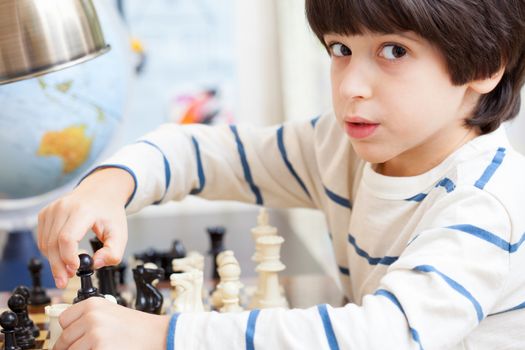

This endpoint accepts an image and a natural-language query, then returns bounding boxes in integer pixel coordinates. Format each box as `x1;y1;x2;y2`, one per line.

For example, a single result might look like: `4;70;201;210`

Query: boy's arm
97;117;326;214
166;186;511;349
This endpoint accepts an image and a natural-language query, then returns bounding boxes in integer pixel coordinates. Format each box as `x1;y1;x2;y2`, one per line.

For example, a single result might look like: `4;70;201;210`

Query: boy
38;1;525;349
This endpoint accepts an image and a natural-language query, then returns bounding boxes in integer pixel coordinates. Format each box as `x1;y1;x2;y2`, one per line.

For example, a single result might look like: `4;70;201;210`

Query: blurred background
0;0;523;289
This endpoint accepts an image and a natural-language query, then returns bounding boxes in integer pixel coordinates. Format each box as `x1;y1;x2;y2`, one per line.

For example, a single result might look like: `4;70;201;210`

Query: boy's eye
380;44;407;60
329;43;352;57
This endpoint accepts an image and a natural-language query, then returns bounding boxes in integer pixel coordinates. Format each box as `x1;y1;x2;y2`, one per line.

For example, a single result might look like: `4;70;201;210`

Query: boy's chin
351;145;392;164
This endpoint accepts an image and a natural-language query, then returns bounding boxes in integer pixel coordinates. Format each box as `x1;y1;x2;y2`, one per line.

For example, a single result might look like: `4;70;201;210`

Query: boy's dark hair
306;0;525;134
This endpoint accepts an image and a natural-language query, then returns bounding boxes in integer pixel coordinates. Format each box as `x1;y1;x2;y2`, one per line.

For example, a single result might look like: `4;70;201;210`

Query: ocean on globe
0;0;133;230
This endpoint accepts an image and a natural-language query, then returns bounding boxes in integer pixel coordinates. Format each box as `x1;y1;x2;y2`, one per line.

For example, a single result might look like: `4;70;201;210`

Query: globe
0;0;133;230
0;0;133;290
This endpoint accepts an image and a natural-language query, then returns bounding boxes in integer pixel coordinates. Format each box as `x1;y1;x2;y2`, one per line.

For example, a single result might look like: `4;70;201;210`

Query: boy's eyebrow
323;31;424;45
388;31;424;44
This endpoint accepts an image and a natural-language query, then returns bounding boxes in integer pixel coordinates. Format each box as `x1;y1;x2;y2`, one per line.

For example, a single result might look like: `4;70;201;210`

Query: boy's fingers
45;205;72;288
48;245;68;289
57;212;94;271
92;229;126;269
37;210;46;253
59;301;86;329
56;308;88;350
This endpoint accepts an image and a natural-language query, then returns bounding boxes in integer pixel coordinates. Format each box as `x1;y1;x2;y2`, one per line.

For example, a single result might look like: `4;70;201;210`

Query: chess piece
171;251;205;273
133;265;164;314
90;237;127;306
256;235;288;309
207;226;226;280
170;270;203;313
7;294;35;349
218;256;243;313
73;254;104;304
44;304;70;349
249;208;278;308
12;286;39;337
0;311;21;350
116;261;127;285
27;258;51;306
170;273;193;313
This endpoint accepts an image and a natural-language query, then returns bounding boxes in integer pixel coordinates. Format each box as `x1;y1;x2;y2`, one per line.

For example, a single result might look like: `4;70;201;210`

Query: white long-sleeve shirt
97;112;525;349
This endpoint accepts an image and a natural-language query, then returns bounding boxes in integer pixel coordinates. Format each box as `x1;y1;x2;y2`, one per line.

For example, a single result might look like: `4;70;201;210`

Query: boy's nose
337;59;373;101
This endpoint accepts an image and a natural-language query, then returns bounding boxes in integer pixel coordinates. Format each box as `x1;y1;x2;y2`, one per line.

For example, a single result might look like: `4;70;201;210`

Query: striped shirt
98;112;525;349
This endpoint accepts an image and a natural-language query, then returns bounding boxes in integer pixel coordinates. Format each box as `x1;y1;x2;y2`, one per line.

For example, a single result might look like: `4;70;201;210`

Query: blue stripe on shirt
167;313;180;350
317;304;340;350
435;177;456;192
245;309;261;350
375;289;424;350
413;265;484;322
324;186;352;209
311;115;320;127
276;126;311;198
338;265;350;276
475;147;506;189
189;136;206;195
489;301;525;316
405;193;427;202
446;224;524;253
230;125;263;205
136;140;171;204
348;234;398;266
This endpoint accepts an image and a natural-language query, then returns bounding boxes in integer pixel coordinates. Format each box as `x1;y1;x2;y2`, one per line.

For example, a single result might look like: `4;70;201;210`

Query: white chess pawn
211;251;243;310
45;303;70;349
218;261;243;312
211;251;235;309
256;235;288;309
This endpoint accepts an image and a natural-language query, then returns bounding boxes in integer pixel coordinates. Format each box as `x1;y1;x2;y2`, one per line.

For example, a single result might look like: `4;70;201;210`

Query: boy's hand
37;168;134;288
54;297;169;350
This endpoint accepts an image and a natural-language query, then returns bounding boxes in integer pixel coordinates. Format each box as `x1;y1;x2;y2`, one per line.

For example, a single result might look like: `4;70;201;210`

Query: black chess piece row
0;285;40;350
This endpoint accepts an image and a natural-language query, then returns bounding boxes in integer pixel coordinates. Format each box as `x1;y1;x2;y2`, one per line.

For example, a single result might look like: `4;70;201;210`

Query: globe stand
0;230;54;291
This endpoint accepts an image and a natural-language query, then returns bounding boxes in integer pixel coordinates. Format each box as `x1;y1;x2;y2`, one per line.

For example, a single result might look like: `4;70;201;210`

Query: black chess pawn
0;311;21;350
7;294;35;350
89;237;127;306
73;254;104;304
27;258;51;306
11;286;39;337
207;226;226;280
133;265;164;314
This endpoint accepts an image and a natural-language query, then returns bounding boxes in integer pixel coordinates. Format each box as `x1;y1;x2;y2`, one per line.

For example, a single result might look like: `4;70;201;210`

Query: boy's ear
468;66;506;94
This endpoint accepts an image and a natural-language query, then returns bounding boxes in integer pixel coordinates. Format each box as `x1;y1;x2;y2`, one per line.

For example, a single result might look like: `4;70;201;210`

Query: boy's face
325;32;479;176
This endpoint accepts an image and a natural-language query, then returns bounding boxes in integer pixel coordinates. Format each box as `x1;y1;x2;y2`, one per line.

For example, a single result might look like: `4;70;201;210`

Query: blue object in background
0;230;55;291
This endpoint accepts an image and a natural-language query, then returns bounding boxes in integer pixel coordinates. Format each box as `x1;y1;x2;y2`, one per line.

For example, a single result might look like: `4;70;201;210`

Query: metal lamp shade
0;0;110;85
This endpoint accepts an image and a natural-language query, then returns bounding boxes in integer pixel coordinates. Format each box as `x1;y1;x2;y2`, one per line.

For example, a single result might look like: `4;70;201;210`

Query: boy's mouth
344;117;379;139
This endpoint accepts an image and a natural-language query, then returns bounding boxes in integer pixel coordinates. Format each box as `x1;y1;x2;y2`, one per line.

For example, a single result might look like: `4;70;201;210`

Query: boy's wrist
79;167;135;207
